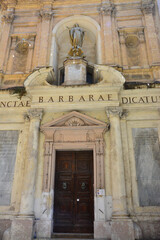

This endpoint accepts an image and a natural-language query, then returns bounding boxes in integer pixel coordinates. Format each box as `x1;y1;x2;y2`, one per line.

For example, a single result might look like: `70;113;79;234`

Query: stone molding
39;9;53;20
41;111;108;192
141;1;155;14
27;108;43;120
118;28;144;45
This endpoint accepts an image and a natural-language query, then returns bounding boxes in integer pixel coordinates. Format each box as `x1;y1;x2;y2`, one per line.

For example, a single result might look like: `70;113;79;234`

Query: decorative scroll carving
65;117;85;126
98;4;115;16
39;9;53;20
106;107;123;118
125;35;139;48
15;38;30;54
138;30;145;43
106;107;128;120
141;0;154;14
27;108;43;120
2;12;14;23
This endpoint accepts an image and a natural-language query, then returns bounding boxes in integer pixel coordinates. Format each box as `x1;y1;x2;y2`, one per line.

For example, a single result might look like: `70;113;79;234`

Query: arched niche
50;15;102;80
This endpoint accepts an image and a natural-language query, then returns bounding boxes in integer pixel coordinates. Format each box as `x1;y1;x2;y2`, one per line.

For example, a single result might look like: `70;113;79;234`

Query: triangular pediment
41;111;106;129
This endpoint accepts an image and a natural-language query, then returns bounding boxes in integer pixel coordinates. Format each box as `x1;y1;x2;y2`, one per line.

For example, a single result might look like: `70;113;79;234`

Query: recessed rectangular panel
0;130;19;206
132;128;160;206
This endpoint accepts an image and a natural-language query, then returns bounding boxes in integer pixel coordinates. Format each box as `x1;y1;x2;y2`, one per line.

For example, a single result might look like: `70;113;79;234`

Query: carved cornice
141;1;155;14
27;109;43;120
39;9;53;20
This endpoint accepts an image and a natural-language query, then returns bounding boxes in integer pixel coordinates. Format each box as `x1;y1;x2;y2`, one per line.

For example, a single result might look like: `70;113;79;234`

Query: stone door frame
41;111;108;236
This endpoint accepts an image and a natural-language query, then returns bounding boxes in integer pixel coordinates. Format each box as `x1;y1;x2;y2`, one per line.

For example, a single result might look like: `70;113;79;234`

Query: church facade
0;0;160;240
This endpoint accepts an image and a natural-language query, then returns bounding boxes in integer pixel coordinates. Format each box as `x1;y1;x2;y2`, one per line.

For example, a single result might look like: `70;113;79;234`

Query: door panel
54;151;94;233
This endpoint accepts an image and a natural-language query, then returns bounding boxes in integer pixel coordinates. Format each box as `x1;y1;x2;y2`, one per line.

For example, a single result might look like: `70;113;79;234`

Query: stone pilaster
0;8;14;71
106;107;134;240
38;8;53;67
138;30;149;67
106;107;127;216
142;1;160;65
99;4;115;65
119;31;128;69
11;110;43;240
20;109;43;215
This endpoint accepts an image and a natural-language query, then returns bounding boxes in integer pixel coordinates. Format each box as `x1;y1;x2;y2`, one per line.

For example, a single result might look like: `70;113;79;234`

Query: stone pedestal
63;58;87;85
111;217;134;240
11;217;34;240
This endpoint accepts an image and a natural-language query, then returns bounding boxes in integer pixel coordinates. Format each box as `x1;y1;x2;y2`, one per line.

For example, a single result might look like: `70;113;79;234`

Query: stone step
36;239;95;240
52;233;94;239
35;233;94;240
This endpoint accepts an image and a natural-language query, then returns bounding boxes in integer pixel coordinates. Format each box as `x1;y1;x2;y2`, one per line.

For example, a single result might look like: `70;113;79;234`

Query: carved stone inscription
132;128;160;206
0;131;19;205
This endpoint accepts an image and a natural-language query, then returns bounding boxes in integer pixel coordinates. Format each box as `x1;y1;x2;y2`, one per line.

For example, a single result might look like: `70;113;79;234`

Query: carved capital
138;30;145;43
27;109;43;120
119;31;126;44
106;107;123;118
141;1;154;14
39;9;53;20
2;12;15;23
98;4;115;16
24;113;30;122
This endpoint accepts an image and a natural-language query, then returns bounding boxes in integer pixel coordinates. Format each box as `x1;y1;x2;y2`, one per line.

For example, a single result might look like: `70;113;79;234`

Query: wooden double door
54;151;94;233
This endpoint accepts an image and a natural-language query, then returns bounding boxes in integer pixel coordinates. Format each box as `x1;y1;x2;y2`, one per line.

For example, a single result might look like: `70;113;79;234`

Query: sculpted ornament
68;24;85;58
40;9;53;20
98;4;114;15
27;109;43;120
2;12;14;23
65;117;85;126
106;107;123;118
141;0;154;14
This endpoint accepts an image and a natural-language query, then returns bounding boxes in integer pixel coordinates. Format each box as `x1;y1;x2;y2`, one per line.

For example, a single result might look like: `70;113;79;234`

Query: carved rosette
65;117;85;126
39;10;53;20
141;1;154;14
27;108;43;120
